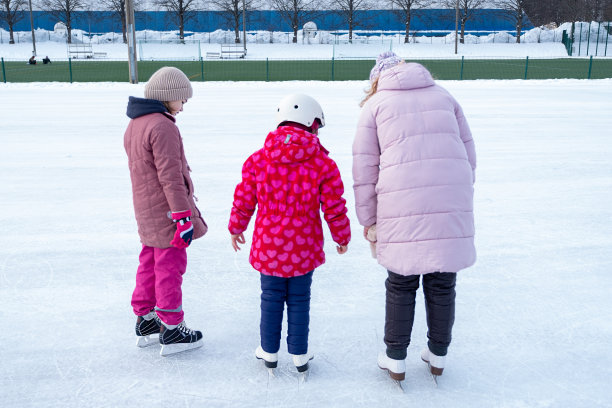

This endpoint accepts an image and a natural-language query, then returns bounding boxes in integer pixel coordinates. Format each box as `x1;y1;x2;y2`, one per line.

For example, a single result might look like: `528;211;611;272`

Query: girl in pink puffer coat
352;52;476;382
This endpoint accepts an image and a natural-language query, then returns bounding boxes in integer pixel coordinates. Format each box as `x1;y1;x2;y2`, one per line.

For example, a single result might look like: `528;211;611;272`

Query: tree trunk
460;19;466;44
404;11;411;44
9;25;15;44
516;22;521;43
293;24;298;43
122;13;127;43
234;16;240;43
180;12;184;40
67;18;72;44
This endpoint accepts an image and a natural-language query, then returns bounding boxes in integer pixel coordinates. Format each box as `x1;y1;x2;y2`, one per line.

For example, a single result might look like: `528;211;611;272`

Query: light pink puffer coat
353;63;476;276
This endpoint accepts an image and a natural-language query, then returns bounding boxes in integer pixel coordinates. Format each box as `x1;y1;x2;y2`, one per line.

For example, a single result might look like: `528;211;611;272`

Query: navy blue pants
260;271;313;355
384;271;456;359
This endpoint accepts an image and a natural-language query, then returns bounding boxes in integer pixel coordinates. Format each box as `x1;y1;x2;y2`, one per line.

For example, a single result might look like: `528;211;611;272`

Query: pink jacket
229;126;351;277
353;63;476;276
124;98;207;248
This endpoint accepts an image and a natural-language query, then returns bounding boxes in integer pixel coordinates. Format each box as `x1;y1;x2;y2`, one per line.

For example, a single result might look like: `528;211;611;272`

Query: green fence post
1;57;5;83
606;23;610;57
524;56;529;80
595;23;601;56
266;58;269;82
579;23;583;55
586;22;591;56
200;57;204;81
69;57;73;83
587;55;593;79
460;56;464;80
331;57;335;81
605;23;610;57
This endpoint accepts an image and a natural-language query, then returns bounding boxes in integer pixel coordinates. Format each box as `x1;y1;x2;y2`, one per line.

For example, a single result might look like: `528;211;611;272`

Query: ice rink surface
1;78;611;407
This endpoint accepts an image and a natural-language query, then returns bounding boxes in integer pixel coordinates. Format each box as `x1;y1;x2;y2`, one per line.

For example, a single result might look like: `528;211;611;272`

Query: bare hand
336;245;348;254
363;225;376;242
231;233;245;252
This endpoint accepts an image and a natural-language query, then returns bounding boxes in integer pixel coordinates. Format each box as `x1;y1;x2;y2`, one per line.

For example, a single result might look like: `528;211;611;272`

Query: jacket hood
126;96;170;119
377;63;435;92
263;126;324;164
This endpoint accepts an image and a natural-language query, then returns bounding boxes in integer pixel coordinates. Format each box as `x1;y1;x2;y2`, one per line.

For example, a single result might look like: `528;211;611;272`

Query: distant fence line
2;57;611;83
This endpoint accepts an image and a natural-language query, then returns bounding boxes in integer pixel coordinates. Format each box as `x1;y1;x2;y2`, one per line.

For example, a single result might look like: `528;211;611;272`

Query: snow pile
2;22;610;46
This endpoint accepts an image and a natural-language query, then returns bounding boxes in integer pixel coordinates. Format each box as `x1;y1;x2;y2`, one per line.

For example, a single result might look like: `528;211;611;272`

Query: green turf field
2;58;611;83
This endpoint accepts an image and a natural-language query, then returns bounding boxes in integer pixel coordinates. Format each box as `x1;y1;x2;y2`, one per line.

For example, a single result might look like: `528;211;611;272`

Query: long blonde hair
360;77;379;107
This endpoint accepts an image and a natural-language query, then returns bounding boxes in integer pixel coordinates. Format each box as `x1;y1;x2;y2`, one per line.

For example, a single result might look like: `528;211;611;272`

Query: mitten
170;210;194;249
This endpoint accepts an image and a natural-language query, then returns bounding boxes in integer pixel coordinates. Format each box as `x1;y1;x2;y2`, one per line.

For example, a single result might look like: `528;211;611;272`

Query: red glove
170;210;194;249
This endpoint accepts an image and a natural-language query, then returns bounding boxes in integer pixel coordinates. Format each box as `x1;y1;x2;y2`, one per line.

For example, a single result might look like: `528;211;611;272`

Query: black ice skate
135;311;162;348
159;321;203;356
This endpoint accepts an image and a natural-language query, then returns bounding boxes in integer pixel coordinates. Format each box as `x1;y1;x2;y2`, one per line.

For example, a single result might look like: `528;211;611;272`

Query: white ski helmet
275;93;325;129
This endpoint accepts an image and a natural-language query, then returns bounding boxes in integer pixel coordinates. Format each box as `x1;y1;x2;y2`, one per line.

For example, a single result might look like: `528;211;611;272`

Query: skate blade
298;370;309;383
160;339;203;356
136;335;159;348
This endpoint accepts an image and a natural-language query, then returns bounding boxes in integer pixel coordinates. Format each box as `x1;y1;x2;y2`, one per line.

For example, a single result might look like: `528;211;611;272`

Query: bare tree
522;0;561;26
210;0;259;43
605;1;612;19
0;0;27;44
154;0;202;40
39;0;88;43
442;0;486;43
100;0;142;43
328;0;377;43
493;0;529;42
269;0;320;43
388;0;434;44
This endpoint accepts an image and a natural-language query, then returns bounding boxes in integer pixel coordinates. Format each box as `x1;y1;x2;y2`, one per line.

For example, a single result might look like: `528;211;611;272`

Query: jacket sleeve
150;121;191;213
228;154;258;235
455;101;476;183
352;105;380;227
319;158;351;246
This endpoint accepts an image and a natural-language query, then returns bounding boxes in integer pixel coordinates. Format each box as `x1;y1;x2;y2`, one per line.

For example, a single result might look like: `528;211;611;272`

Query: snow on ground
1;78;611;407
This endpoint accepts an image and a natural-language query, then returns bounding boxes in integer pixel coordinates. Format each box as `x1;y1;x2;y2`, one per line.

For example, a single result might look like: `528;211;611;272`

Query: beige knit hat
144;67;193;102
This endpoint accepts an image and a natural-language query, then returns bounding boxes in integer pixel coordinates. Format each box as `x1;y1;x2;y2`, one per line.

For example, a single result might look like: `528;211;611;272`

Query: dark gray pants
384;271;456;360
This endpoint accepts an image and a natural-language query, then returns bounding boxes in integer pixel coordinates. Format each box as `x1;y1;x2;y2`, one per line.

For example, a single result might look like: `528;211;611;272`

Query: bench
220;44;246;59
205;52;220;59
68;44;107;59
68;43;94;59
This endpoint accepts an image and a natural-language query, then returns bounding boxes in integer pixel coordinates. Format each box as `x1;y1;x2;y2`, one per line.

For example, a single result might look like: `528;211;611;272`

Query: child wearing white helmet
228;93;351;375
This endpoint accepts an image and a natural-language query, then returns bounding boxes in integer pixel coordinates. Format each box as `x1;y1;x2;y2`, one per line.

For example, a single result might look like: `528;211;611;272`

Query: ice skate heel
292;352;314;373
255;346;278;369
135;311;161;348
377;352;406;381
159;321;203;356
421;347;445;376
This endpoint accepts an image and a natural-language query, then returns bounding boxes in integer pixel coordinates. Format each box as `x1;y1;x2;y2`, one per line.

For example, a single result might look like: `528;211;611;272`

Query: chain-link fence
562;22;611;57
2;57;611;83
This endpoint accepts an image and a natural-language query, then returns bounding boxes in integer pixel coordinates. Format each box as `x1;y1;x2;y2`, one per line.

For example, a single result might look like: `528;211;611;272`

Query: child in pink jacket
229;94;351;374
124;67;207;356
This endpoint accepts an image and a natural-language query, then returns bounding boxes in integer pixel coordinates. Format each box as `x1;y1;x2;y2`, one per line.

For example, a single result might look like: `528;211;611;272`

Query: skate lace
177;321;195;336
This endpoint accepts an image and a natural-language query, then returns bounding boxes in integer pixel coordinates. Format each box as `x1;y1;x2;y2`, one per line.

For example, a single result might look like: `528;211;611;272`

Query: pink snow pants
131;245;187;326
